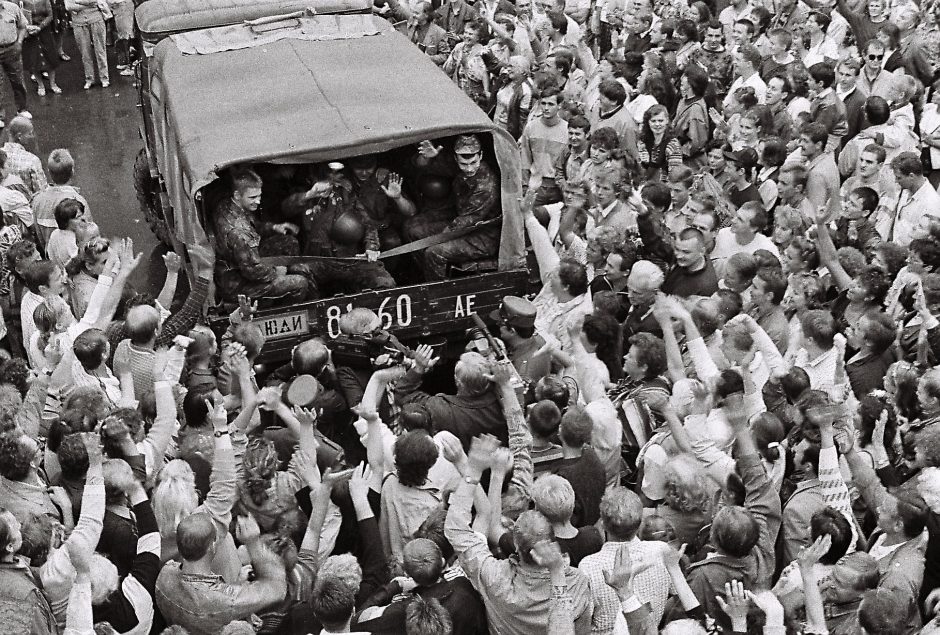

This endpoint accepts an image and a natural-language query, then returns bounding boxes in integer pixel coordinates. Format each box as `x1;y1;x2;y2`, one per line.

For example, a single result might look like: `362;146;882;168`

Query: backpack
0;561;56;635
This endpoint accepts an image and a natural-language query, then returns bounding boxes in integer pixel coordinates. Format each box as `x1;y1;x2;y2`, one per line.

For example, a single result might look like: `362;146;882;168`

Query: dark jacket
354;577;489;635
395;367;508;449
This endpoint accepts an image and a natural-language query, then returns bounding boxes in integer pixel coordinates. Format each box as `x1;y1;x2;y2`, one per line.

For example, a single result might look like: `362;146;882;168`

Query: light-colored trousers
72;19;108;83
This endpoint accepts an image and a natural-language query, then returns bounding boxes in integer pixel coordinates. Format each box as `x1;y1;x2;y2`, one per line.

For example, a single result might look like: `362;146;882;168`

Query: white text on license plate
260;312;308;339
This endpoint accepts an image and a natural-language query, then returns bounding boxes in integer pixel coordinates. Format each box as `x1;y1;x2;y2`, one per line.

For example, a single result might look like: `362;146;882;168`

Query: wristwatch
214;429;230;438
463;475;480;486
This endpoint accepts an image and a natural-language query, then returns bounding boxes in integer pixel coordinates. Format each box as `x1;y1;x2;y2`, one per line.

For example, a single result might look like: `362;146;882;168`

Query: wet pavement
5;33;163;293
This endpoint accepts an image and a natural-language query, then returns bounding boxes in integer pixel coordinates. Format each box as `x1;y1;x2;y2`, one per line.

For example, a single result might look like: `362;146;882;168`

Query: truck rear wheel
133;149;173;247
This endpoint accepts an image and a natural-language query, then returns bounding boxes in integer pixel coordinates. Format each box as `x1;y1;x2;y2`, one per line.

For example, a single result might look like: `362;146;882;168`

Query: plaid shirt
2;143;47;198
579;540;673;633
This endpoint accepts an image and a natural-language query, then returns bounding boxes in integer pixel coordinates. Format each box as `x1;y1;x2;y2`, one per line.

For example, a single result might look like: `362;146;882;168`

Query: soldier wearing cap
413;134;501;280
491;295;551;386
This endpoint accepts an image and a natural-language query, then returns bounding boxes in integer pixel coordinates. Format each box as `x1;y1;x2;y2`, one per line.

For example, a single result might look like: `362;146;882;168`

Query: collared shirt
804;150;841;211
579;539;672;633
533;284;593;354
790;339;847;401
0;1;24;46
891;179;940;246
2;142;46;197
724;72;766;109
155;563;285;635
857;66;900;99
445;481;595;634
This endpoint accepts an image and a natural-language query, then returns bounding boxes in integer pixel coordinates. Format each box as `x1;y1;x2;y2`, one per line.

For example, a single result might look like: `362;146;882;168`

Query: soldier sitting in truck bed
212;167;314;304
347;154;416;253
411;134;501;280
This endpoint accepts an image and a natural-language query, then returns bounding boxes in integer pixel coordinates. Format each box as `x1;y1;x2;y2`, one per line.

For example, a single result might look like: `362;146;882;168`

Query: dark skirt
22;27;60;72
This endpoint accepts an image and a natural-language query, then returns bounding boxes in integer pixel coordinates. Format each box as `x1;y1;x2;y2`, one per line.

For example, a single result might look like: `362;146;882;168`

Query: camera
363;329;413;369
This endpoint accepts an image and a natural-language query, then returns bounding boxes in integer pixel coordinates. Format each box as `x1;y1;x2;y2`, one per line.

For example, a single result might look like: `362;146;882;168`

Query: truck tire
133;148;173;247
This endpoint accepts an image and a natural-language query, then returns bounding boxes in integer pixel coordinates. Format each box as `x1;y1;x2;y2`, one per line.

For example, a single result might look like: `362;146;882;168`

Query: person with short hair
798;121;841;212
521;85;569;205
31;148;91;249
2;117;45;198
443;435;594;633
887;152;940;246
492;295;551;387
711;201;779;278
212;167;312;304
723;44;766;110
579;486;675;629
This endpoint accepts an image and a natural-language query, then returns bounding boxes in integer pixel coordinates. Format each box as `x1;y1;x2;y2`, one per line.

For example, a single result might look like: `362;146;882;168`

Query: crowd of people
6;0;940;631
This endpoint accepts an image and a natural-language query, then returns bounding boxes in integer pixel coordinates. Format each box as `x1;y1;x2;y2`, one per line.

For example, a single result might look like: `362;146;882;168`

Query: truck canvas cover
144;14;525;274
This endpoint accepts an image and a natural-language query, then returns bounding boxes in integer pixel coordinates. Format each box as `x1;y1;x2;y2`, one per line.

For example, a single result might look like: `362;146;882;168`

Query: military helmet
330;212;365;245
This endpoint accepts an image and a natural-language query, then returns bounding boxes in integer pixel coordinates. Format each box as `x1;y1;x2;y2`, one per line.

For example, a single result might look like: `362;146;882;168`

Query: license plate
260;312;309;340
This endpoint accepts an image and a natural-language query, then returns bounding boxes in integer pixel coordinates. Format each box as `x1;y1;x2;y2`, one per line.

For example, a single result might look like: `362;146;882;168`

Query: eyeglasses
868;53;884;60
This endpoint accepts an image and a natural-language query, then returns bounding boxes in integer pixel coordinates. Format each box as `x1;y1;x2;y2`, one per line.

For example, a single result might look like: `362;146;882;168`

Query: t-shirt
557;527;603;566
710;227;780;278
662;260;720;298
554;448;606;527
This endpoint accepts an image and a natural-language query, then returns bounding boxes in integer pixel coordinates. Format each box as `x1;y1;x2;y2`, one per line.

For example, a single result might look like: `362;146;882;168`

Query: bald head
292;338;330;376
126;304;161;346
628;260;665;292
176;512;216;561
403;538;443;585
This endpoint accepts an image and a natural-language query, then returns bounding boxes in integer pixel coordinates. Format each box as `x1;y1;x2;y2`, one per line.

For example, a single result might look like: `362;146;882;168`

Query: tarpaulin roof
136;0;371;41
146;16;525;271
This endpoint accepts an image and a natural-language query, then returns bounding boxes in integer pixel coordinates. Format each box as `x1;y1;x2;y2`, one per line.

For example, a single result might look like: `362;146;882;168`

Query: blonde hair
454;352;492;396
153;459;199;537
663;453;715;514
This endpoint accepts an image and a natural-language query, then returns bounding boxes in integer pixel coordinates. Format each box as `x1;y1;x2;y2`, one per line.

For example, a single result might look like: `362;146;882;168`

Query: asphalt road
8;33;163;294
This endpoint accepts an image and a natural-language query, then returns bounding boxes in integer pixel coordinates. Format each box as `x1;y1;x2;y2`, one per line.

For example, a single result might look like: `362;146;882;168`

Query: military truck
133;0;530;364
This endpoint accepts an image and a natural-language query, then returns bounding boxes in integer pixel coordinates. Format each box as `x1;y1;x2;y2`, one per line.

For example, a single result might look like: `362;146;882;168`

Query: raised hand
205;397;228;433
235;514;262;545
292;405;319;428
490;446;513;478
162;251;182;274
256;385;283;411
438;431;467;466
747;590;785;625
716;580;750;631
412;343;440;372
530;540;566;572
490;359;515;386
380;173;405;199
347;462;372;502
294;449;320;488
418;140;443;160
81;432;103;467
798;533;832;572
467;434;501;473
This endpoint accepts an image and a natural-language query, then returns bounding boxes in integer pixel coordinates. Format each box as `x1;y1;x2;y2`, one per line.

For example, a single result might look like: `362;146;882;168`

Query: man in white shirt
887;152;940;246
724;44;766;109
710;201;779;278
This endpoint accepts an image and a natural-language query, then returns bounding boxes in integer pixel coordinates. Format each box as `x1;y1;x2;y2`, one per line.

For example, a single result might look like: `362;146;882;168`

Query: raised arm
654;301;689;383
231;515;288;613
69;434;105;549
444;434;503;586
813;207;853;292
523;200;561;284
197;401;238;537
494;360;533;502
156;253;181;311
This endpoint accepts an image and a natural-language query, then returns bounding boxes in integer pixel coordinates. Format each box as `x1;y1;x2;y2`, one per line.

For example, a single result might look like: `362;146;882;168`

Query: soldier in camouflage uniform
212;167;312;303
412;134;501;280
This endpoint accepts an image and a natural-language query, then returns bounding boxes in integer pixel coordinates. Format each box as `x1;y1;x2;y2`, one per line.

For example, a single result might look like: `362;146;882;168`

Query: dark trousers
0;43;27;113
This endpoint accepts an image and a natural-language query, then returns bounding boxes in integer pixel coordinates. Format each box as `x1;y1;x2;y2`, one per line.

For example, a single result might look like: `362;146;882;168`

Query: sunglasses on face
868;53;883;60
